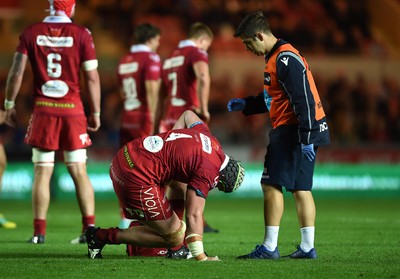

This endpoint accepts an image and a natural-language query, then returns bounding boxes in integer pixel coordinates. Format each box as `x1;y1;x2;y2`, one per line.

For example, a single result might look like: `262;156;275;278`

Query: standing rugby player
4;0;101;244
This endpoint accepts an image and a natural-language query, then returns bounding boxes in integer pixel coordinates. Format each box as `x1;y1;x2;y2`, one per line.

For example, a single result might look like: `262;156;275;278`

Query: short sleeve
144;53;161;80
16;30;29;55
81;28;97;62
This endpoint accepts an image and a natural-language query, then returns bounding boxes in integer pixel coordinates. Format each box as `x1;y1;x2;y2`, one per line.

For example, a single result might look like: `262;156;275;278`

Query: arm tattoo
11;53;24;76
6;53;24;87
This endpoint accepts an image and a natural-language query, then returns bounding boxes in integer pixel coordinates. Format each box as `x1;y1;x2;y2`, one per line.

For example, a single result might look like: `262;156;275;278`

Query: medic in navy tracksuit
230;10;330;260
236;39;330;191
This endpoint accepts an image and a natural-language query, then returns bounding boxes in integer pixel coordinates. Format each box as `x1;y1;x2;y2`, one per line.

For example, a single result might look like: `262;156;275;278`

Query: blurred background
0;0;399;199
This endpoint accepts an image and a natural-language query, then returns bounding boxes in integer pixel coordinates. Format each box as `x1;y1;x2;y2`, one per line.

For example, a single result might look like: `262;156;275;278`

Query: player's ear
255;32;263;41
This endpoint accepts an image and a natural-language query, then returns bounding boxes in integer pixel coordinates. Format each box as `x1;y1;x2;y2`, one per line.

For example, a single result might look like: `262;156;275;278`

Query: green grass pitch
0;194;399;279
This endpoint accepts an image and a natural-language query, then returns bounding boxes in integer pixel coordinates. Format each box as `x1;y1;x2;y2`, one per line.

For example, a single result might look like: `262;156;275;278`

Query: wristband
186;233;207;261
4;100;15;110
189;121;203;129
92;112;100;117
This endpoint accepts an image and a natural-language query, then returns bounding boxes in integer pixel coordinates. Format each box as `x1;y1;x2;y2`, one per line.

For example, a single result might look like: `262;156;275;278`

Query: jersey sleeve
242;92;269;115
80;28;97;63
190;48;209;64
16;29;29;55
276;51;316;144
187;169;217;199
190;122;210;134
144;53;161;80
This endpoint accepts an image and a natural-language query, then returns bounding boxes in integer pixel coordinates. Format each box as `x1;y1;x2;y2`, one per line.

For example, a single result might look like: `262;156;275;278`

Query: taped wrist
4;99;15;110
186;233;207;261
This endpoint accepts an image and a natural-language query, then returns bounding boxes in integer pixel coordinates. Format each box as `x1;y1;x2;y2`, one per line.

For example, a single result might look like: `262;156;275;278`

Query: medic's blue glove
301;143;315;161
227;98;246;111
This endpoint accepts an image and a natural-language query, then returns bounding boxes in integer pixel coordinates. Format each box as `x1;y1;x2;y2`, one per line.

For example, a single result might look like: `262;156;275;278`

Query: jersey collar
43;16;72;23
130;44;152;53
265;39;288;61
219;154;230;171
178;39;196;48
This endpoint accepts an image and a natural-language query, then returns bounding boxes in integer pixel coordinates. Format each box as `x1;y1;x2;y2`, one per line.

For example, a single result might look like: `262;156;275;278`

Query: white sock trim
263;226;279;251
300;226;315;252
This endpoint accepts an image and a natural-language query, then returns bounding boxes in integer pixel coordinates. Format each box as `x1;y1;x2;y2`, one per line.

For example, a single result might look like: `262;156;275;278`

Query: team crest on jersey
79;133;91;145
149;53;160;62
143;136;164;153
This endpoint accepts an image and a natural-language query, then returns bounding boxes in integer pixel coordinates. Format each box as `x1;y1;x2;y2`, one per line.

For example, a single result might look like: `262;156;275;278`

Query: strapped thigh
162;220;186;242
63;149;87;165
32;148;55;166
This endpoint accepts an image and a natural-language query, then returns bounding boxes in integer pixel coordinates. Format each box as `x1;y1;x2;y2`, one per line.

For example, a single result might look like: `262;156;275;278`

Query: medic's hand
301;143;315;161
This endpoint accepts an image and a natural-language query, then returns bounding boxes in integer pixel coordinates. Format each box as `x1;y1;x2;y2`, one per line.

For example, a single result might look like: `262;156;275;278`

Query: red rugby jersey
117;44;161;113
162;40;209;113
121;123;226;198
16;15;97;116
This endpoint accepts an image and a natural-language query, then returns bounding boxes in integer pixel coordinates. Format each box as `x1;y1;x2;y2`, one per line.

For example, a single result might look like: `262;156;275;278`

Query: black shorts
260;126;317;191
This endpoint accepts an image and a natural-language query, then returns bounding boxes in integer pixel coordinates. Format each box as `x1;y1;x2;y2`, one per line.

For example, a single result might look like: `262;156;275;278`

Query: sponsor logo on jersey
123;145;134;168
110;164;125;186
319;121;328;132
212;175;219;188
35;101;75;108
36;35;73;47
163;56;185;69
119;62;138;74
200;133;212;154
280;57;289;66
126;207;145;219
41;80;69;98
157;250;168;255
143;187;160;219
171;97;186;107
261;167;269;180
143;135;164;153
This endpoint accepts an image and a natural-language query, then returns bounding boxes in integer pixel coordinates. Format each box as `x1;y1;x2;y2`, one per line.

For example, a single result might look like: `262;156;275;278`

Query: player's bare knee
162;220;186;247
